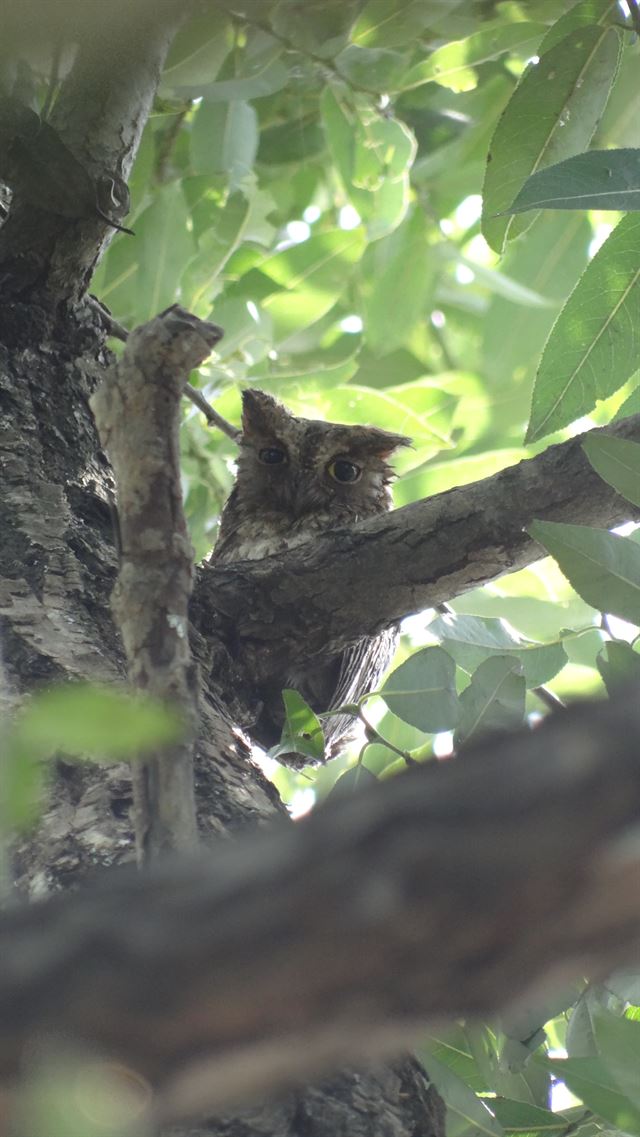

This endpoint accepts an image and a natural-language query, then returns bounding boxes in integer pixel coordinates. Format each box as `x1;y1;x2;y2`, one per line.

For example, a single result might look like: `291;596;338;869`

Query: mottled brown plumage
211;388;410;765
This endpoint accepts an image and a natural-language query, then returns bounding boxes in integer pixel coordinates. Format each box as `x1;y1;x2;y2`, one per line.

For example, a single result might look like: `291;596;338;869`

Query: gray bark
193;413;640;724
0;14;444;1137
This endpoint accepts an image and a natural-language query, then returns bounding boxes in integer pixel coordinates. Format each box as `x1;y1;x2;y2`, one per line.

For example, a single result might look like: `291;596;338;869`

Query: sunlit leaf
161;10;233;89
526;214;640;442
455;656;525;745
490;1098;571;1137
381;647;460;732
328;764;379;798
191;99;258;189
269;689;325;763
361;208;436;354
482;25;622;254
593;1009;640;1109
506;149;640;214
529;520;640;625
11;684;183;759
583;433;640;508
424;1054;505;1137
136;183;195;321
401;22;546;94
428;613;567;688
540;1055;640;1132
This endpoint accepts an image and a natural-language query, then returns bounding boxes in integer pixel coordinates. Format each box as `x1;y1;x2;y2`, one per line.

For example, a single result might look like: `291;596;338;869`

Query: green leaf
593;1009;640;1108
541;1055;640;1132
613;384;640;422
455;656;526;745
483;211;591;392
336;45;409;91
269;689;325;763
506;149;640;214
482;24;622;254
606;968;640;1005
401;22;546;94
526;214;640;442
424;1054;505;1137
351;0;439;49
135;182;195;322
428;613;567;688
13;684;183;757
191;57;290;102
161;10;233;89
596;640;640;694
191;99;258;189
423;1026;489;1094
490;1098;571;1136
361;207;436;354
529;520;640;625
380;647;461;732
583;434;640;508
566;992;597;1058
0;730;48;830
321;85;415;238
328;763;379;798
536;0;617;55
181;188;251;310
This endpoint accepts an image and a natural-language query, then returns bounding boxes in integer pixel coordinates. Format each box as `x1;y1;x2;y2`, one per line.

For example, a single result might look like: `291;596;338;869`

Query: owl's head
235;388;410;521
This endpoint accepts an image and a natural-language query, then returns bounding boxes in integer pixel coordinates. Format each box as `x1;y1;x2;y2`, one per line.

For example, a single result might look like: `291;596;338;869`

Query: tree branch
90;306;222;859
195;413;640;681
1;690;640;1121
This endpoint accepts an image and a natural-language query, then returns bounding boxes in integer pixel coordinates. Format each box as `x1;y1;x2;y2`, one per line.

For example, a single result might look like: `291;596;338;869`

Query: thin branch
89;296;241;441
90;305;223;859
1;690;640;1120
185;383;242;441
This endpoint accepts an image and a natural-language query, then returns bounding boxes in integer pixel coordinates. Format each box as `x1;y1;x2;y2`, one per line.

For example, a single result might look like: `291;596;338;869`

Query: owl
211;388;410;766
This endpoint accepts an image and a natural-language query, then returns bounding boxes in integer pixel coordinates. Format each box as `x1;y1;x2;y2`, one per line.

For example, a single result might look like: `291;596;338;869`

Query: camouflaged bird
210;388;410;766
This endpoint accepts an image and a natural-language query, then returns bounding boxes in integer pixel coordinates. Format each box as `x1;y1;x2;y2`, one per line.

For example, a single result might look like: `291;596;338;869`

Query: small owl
211;388;410;765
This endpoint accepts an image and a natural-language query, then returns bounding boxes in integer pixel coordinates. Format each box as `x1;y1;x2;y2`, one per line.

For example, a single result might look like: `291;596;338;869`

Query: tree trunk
0;17;445;1137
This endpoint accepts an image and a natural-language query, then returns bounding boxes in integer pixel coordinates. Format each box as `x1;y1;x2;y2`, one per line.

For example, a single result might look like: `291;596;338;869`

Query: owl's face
234;389;410;525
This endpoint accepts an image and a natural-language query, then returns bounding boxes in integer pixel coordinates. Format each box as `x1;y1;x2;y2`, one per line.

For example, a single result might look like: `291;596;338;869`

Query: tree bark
0;16;445;1137
193;412;640;724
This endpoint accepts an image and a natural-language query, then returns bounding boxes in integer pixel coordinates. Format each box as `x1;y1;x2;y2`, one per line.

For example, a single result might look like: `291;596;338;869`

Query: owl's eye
259;446;287;465
328;458;362;484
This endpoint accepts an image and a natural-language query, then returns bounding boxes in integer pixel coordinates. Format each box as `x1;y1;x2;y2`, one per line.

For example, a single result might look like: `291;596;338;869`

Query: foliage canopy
10;0;640;1132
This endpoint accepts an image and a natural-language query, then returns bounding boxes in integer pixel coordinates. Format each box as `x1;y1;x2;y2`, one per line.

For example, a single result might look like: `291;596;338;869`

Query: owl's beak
290;478;314;519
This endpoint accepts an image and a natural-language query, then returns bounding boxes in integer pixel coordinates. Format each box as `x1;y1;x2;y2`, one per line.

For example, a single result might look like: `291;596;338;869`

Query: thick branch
90;307;222;859
0;5;182;301
1;691;640;1120
196;413;640;676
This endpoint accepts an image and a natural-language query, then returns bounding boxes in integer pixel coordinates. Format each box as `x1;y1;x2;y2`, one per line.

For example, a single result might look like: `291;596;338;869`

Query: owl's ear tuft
362;428;412;458
241;389;286;438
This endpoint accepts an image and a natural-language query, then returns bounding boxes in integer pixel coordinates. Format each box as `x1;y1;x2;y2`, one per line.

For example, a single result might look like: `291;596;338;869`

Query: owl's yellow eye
259;446;287;465
328;458;361;484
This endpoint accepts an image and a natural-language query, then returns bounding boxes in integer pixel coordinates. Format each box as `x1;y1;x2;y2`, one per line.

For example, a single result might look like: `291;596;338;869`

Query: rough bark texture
192;413;640;734
91;307;224;859
0;14;445;1137
1;691;640;1125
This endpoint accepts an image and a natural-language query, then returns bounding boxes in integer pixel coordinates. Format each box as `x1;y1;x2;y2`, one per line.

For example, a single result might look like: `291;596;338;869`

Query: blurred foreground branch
1;690;640;1122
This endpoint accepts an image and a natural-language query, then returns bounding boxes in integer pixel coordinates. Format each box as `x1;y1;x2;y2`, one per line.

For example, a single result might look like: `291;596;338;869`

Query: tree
3;1;640;1135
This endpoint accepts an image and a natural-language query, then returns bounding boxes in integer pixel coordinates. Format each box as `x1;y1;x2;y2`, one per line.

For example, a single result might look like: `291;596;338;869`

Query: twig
532;685;565;711
185;384;242;441
88;295;241;442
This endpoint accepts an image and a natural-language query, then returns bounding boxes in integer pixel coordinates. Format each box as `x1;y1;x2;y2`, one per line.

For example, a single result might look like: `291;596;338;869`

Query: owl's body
211;389;409;765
